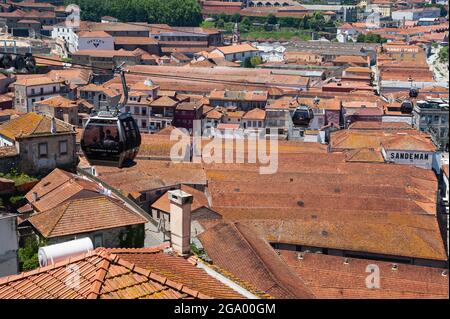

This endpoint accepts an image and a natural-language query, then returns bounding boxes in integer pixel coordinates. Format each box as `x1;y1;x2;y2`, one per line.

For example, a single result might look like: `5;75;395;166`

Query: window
134;107;140;115
59;140;68;155
142;120;147;128
93;234;103;248
53;86;57;93
31;88;35;95
40;88;44;94
141;107;147;116
38;143;48;158
125;106;130;113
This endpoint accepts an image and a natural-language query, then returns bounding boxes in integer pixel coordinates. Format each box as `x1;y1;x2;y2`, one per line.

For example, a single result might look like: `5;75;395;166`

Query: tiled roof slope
107;247;243;299
198;221;316;299
94;161;207;195
0;249;218;299
25;169;102;212
279;250;449;299
0;113;74;140
27;196;148;238
151;185;209;213
245;219;447;262
344;148;385;163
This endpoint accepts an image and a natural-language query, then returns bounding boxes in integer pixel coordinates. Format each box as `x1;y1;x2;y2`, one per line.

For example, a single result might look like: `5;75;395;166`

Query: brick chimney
168;189;193;256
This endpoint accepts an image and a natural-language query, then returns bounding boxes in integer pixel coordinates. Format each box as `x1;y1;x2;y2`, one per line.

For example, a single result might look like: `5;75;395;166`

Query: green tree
357;34;366;43
68;0;203;26
219;13;228;22
231;13;241;23
267;14;277;25
243;56;263;68
438;46;449;64
18;237;41;271
302;16;310;29
249;56;263;68
215;19;225;28
241;17;251;27
356;32;386;44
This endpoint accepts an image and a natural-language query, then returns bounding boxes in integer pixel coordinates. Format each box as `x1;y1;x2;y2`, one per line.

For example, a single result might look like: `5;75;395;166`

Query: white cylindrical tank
38;238;94;267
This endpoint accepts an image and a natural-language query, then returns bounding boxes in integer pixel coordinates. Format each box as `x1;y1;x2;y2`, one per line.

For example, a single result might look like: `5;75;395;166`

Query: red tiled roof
205;109;224;120
27;196;147;238
348;121;413;130
330;130;433;152
0;248;223;299
25;169;102;212
243;108;266;120
151;185;209;214
0;113;74;141
279;250;449;299
107;247;243;299
344;148;385;163
381;134;436;152
198;221;316;299
78;31;112;38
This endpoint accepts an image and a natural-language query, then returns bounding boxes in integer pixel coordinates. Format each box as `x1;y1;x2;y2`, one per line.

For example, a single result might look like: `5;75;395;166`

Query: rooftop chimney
50;117;57;134
32;191;38;202
168;190;193;256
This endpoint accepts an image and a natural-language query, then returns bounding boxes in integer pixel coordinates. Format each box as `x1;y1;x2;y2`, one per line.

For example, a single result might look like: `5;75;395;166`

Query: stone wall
18;134;77;176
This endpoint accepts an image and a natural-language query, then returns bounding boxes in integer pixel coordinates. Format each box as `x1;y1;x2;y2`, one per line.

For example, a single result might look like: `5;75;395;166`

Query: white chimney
32;191;38;202
168;190;193;256
50;117;57;134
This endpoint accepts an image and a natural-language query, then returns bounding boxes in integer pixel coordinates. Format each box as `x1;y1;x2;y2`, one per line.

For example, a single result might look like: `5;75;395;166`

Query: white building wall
78;36;114;51
52;26;79;53
0;135;14;147
0;214;19;277
382;148;434;169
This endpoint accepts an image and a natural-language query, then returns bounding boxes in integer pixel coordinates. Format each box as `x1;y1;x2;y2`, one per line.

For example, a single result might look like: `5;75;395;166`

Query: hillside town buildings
0;0;448;302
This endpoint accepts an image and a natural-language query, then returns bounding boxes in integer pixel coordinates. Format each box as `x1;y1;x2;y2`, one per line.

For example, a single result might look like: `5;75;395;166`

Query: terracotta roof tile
14;76;62;87
151;185;209;213
243;108;266;120
36;96;78;109
205;109;224;120
25;169;102;212
198;221;316;299
279;251;448;299
0;249;221;299
330;130;434;152
27;196;147;238
0;113;74;141
78;31;112;38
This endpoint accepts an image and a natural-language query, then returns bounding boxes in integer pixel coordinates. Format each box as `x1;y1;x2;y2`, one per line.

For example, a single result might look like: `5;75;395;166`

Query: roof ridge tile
149;272;167;285
87;255;112;299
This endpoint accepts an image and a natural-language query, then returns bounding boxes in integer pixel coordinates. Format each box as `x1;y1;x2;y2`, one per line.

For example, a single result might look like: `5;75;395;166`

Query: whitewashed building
253;42;286;62
77;31;114;51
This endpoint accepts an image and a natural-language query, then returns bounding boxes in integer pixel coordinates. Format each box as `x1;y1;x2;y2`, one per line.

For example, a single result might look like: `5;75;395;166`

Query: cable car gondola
400;99;413;113
80;67;141;168
292;105;314;127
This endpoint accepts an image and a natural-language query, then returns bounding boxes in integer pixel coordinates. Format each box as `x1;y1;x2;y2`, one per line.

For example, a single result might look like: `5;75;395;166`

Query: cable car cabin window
83;120;121;155
121;117;139;150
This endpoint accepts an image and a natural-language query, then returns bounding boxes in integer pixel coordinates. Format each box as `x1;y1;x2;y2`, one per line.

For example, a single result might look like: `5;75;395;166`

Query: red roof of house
0;248;241;299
